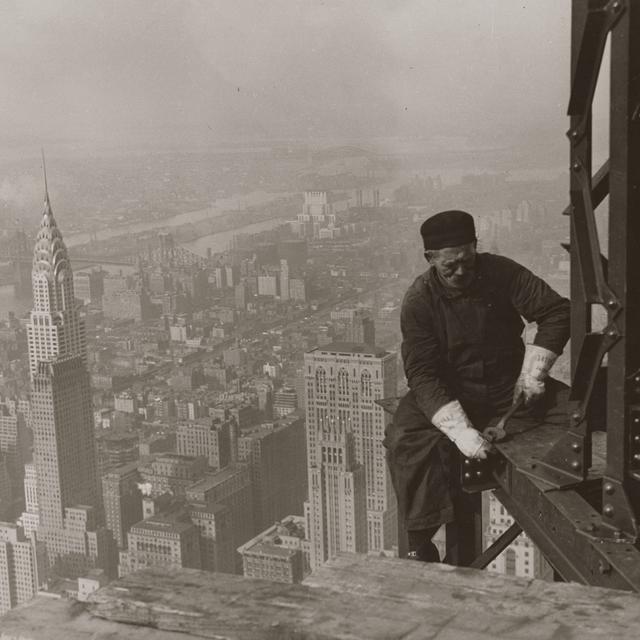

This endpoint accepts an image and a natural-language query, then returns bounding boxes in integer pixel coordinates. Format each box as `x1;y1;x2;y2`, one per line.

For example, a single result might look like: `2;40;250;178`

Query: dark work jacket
400;253;571;420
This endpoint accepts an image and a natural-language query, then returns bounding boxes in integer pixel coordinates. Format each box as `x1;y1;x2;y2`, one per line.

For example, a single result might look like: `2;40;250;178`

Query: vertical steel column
445;487;483;567
569;1;592;380
603;0;640;538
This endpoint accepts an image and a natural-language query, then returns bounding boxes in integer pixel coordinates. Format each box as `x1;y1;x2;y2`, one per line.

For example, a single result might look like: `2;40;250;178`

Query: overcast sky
1;1;589;154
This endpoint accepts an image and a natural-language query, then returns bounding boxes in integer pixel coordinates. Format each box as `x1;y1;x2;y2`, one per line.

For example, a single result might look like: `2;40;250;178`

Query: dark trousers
383;379;570;532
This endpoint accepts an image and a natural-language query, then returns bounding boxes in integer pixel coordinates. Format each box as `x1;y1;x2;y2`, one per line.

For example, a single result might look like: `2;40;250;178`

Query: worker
384;210;570;562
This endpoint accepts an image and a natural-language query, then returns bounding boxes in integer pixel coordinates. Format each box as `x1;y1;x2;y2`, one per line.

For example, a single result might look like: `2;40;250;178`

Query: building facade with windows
303;343;398;568
0;523;46;616
238;515;310;584
483;493;553;580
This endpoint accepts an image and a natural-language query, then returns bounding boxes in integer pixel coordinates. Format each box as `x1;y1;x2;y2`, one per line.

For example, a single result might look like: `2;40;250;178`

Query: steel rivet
608;330;617;338
634;435;640;443
572;412;581;421
603;504;615;517
634;454;640;461
476;471;483;478
635;376;640;384
604;482;615;494
607;299;617;309
464;472;472;480
571;443;581;452
572;162;580;171
633;418;640;424
464;459;471;466
571;130;578;139
571;461;581;470
612;1;621;10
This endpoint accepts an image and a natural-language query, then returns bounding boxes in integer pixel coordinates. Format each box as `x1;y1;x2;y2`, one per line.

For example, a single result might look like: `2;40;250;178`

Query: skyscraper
102;462;143;549
304;342;398;569
26;168;114;579
279;259;290;301
0;523;46;616
27;185;86;378
305;413;367;569
31;357;98;530
0;404;30;518
237;414;307;533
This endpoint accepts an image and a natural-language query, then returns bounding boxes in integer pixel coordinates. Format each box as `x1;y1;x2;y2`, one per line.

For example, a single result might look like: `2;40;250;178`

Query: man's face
426;242;477;290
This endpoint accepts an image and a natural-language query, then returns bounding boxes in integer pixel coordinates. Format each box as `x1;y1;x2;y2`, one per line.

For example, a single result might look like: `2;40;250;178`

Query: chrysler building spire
32;151;73;313
27;157;86;378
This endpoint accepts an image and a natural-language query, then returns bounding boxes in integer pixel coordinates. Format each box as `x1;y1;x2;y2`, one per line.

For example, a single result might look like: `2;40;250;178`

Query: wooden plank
0;595;188;640
81;554;640;640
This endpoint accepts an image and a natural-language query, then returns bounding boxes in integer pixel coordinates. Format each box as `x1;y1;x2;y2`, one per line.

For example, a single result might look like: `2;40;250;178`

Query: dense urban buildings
0;145;569;615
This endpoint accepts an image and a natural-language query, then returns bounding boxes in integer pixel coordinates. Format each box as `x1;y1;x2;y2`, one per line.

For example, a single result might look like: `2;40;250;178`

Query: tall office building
26;175;114;579
185;463;254;573
187;502;234;574
0;404;30;517
237;414;307;533
0;523;47;616
18;463;39;538
305;416;366;569
345;310;375;346
279;259;290;301
304;342;398;569
102;463;143;549
31;357;99;529
176;418;231;470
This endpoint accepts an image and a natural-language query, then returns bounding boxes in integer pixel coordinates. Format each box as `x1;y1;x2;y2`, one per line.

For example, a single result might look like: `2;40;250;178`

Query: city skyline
0;144;574;614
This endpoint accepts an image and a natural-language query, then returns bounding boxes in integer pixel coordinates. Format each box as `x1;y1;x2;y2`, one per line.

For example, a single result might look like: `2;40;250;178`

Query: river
64;190;294;248
0;216;288;319
0;177;406;318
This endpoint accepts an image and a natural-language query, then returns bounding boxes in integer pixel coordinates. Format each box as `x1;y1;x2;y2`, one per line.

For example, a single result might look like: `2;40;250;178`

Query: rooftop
186;463;249;491
241;542;297;558
131;514;193;535
102;461;141;477
310;341;389;358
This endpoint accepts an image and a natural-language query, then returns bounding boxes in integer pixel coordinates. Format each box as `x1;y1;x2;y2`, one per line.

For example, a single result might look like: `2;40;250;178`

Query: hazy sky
1;1;581;152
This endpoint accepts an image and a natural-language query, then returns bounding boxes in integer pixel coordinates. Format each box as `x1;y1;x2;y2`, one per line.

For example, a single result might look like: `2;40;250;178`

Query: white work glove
513;344;558;407
432;400;491;459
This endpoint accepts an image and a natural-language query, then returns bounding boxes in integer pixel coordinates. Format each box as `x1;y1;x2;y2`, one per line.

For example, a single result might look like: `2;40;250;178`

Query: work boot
407;528;441;563
407;541;440;562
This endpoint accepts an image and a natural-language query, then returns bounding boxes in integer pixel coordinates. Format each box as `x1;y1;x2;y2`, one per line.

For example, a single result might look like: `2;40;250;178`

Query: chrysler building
26;161;113;578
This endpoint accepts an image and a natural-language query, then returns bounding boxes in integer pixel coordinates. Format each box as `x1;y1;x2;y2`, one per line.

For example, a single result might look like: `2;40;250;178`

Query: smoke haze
0;1;589;155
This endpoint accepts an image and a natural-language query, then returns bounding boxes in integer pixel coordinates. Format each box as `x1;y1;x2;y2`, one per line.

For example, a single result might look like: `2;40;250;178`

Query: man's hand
454;427;492;459
514;344;558;407
513;375;545;407
431;400;492;459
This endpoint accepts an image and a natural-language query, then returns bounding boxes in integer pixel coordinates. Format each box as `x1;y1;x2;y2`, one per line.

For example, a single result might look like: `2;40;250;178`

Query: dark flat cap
420;210;476;250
